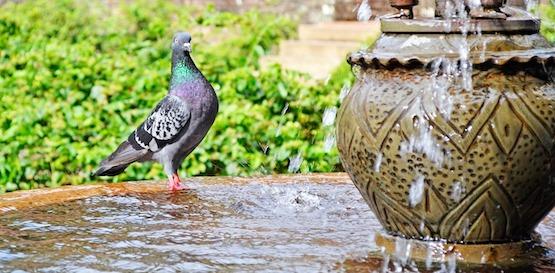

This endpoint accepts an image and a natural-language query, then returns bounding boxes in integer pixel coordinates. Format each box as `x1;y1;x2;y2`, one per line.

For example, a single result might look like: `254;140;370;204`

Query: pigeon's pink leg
168;173;187;191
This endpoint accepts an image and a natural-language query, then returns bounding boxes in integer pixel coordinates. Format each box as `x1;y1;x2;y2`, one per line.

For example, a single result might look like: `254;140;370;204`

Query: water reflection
0;181;554;272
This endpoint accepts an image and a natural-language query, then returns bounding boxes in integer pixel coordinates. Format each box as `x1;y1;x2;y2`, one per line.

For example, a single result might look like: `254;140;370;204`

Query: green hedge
0;0;353;191
542;4;555;42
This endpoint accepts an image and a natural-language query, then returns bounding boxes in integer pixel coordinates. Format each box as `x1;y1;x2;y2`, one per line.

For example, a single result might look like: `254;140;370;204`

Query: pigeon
94;32;218;191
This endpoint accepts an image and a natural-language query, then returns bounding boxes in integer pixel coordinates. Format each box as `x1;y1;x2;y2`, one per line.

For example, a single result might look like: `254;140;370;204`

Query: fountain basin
1;174;555;272
0;173;555;272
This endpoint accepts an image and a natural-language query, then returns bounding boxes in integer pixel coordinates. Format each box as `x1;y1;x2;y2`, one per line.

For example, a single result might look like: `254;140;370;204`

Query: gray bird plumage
94;32;218;190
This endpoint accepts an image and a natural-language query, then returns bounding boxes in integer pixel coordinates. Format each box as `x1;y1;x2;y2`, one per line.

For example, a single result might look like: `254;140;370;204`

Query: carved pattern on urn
337;68;555;243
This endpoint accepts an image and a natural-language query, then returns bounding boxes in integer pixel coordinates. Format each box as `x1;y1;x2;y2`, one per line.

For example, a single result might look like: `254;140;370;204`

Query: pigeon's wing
93;95;190;177
128;95;191;152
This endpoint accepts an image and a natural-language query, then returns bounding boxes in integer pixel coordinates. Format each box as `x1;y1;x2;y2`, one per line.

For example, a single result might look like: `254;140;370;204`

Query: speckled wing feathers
129;95;190;152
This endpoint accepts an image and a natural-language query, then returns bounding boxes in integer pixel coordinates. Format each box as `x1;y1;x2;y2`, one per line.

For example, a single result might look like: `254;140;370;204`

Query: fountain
337;0;555;264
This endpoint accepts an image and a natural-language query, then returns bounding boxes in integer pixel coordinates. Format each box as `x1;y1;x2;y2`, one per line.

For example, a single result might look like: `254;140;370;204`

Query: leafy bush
541;4;555;42
0;0;354;191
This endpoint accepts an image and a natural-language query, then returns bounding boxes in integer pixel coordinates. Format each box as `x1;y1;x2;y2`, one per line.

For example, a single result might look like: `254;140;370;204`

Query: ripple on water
0;182;555;272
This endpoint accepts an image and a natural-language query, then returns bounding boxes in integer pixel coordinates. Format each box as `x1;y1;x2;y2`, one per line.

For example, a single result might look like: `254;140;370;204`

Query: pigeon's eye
174;39;178;44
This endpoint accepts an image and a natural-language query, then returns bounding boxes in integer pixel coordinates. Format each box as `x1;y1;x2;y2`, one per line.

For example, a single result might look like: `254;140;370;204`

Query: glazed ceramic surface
337;29;555;243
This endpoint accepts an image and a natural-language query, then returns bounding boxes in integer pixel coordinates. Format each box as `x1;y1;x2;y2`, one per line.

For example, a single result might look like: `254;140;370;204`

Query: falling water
373;152;383;172
394;236;412;266
339;83;351;102
451;180;465;202
400;115;446;166
408;175;425;207
322;107;337;127
324;135;336;152
431;58;455;120
322;107;338;153
275;103;289;137
356;0;372;21
447;254;458;273
288;153;303;173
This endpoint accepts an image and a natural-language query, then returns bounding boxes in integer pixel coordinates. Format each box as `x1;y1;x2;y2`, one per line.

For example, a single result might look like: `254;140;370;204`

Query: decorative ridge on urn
348;4;550;74
347;34;555;72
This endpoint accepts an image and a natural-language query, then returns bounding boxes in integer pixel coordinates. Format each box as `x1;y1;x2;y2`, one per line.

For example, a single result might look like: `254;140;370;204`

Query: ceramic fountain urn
337;0;555;247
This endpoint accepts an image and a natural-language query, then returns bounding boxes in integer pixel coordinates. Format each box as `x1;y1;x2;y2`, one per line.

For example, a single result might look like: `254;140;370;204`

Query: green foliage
0;0;355;192
541;4;555;43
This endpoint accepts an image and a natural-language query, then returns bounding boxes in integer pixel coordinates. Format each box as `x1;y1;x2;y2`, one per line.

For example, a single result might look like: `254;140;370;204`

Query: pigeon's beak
183;42;192;53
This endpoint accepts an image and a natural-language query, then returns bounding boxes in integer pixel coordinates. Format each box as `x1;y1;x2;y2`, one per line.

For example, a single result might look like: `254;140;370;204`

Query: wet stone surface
0;180;554;272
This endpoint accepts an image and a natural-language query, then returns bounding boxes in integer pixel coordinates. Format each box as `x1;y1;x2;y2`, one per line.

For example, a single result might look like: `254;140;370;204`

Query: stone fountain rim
0;173;350;214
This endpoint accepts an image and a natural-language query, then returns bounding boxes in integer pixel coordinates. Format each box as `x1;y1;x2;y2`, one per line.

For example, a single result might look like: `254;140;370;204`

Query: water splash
394;236;412;266
447;254;457;273
400;116;446;166
356;0;372;21
425;244;434;269
260;184;321;213
288;153;303;173
408;175;425;207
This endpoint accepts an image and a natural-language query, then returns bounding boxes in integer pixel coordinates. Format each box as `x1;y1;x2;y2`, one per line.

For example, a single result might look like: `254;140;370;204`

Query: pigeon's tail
93;141;148;177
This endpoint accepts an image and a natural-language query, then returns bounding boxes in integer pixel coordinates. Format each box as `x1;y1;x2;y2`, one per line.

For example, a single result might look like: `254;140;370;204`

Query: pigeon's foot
167;173;188;191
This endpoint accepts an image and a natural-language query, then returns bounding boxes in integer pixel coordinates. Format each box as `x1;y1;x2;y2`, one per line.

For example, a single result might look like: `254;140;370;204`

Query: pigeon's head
172;32;192;53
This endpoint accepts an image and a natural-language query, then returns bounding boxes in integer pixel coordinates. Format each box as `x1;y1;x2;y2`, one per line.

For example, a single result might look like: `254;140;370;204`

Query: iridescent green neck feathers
170;52;199;89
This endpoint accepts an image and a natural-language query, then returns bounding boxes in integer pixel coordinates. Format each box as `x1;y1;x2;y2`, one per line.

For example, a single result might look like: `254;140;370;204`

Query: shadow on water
0;180;554;272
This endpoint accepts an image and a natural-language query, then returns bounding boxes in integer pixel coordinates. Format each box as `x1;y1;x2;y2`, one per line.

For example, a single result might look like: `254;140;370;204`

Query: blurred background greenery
0;0;554;192
0;0;356;191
